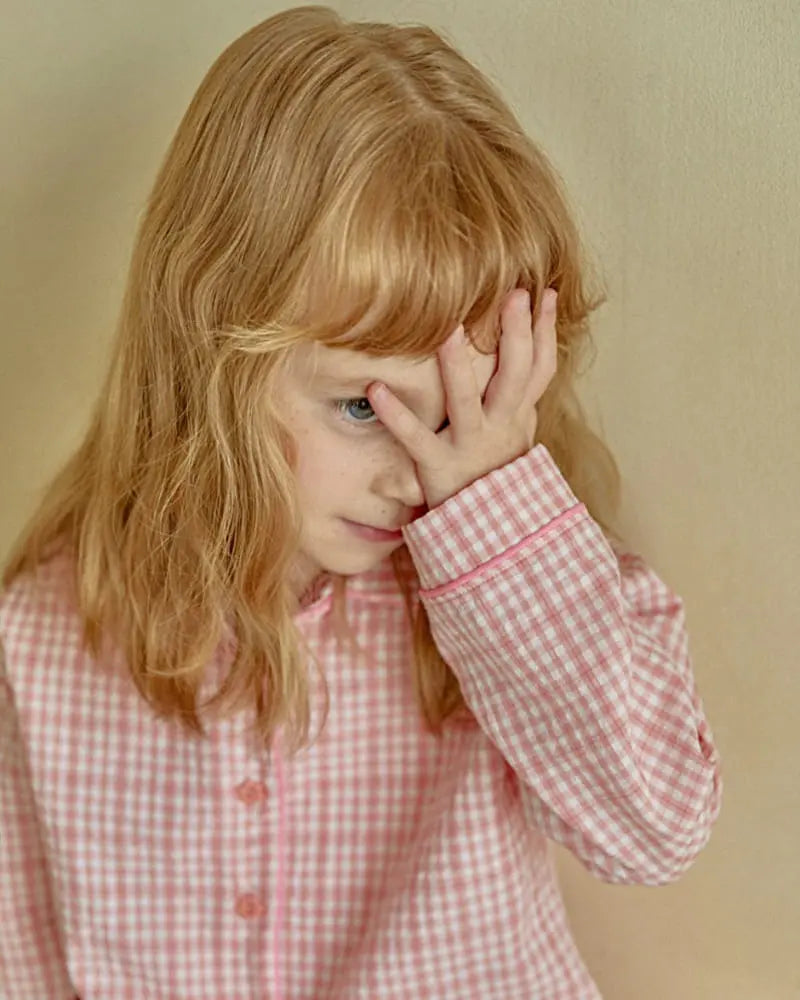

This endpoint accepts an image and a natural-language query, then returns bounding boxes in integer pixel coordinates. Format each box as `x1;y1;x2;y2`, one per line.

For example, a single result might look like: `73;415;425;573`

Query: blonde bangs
289;120;552;357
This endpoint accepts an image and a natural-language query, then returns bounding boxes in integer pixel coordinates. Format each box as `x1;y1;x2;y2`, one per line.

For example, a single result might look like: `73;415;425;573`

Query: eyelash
333;397;380;427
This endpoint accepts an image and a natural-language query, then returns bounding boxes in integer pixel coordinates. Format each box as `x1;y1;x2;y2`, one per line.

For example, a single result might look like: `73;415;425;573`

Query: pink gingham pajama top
0;442;722;999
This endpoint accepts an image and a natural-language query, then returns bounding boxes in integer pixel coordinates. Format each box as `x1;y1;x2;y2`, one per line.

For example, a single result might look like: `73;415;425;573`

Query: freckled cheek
306;432;383;478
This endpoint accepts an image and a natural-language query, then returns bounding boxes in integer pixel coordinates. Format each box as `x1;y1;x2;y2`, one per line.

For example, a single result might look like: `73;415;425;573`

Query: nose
375;438;427;513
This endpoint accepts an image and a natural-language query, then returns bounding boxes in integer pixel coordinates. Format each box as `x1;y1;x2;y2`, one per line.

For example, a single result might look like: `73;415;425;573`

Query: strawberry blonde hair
3;5;625;754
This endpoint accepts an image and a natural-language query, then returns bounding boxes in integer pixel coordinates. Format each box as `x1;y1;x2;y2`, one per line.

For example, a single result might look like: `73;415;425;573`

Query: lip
342;519;405;542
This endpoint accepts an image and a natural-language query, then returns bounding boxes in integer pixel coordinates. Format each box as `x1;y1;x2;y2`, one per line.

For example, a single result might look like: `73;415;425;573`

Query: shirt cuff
401;443;584;592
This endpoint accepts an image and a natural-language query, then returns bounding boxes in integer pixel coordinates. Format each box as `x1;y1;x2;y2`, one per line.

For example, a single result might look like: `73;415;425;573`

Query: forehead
295;335;494;388
306;344;425;385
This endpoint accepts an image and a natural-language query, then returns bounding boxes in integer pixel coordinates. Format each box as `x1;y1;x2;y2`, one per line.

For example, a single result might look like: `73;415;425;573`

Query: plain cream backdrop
1;2;798;997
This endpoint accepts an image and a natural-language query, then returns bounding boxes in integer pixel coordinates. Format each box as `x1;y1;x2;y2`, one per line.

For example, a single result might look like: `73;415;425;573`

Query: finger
439;325;483;437
367;382;441;465
526;289;558;405
482;290;534;418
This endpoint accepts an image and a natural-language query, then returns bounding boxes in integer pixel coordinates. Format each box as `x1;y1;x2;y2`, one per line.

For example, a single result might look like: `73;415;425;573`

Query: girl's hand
366;287;558;510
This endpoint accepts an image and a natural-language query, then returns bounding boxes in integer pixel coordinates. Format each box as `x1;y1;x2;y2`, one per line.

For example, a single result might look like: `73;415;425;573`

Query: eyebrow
314;372;422;396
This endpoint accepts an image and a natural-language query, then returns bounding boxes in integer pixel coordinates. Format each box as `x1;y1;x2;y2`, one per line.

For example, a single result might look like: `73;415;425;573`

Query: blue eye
333;397;380;426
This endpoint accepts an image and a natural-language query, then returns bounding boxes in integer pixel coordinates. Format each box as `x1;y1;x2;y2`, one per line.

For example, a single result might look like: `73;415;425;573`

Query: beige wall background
1;1;797;997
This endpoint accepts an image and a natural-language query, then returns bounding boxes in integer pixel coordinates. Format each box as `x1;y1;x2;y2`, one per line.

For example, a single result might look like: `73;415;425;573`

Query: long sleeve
402;443;723;887
0;639;76;1000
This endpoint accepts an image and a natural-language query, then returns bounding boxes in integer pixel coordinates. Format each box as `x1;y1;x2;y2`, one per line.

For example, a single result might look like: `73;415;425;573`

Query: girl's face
278;336;498;598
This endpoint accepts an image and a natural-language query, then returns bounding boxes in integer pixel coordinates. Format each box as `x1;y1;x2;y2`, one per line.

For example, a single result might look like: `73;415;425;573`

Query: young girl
0;6;723;999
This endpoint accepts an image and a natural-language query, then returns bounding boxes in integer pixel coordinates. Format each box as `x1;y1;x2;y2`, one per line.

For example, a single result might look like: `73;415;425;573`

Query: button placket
232;778;268;918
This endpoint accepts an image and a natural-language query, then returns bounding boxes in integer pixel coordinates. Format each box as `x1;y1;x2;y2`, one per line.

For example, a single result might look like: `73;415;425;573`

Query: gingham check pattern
0;443;722;999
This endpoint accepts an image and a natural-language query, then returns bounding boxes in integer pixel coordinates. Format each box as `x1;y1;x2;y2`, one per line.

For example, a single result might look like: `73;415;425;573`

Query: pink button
235;893;265;919
234;779;267;805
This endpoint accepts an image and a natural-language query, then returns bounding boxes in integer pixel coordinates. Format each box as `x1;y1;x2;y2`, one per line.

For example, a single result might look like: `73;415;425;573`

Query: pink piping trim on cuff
420;503;586;599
